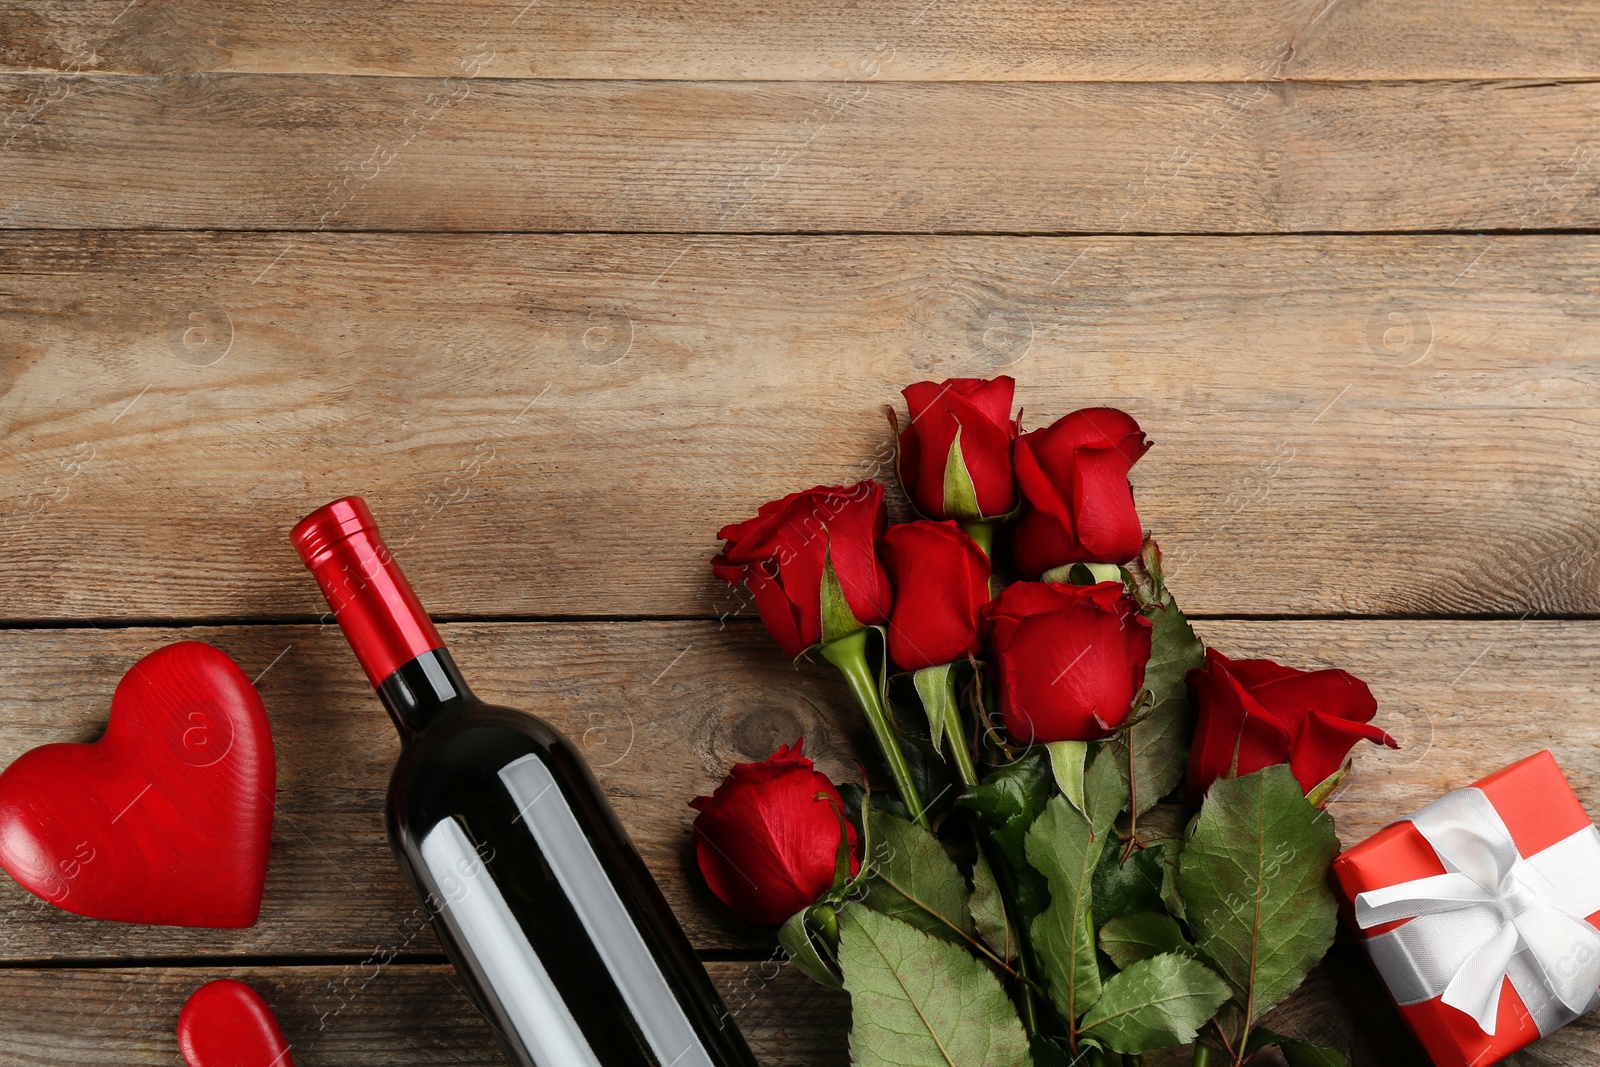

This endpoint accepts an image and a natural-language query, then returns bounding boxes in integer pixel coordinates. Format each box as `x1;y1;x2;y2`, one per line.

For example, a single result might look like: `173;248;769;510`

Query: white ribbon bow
1354;786;1600;1036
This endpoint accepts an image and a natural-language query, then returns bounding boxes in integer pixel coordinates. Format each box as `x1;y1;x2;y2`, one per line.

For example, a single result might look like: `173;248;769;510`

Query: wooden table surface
4;3;1600;1064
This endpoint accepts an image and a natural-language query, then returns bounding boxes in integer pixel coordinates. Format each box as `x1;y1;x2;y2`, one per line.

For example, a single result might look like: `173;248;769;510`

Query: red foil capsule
291;497;444;688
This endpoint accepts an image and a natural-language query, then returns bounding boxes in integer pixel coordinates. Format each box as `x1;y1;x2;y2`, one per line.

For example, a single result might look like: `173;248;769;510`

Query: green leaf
1160;845;1187;923
839;906;1032;1067
779;908;844;990
1091;837;1167;922
1027;1035;1076;1067
958;750;1054;923
1026;798;1105;1023
941;427;983;522
1025;753;1125;1024
1177;765;1340;1031
1245;1029;1350;1066
1109;564;1205;815
968;851;1016;961
1047;740;1088;811
1098;911;1195;970
913;663;956;754
861;809;976;944
1079;952;1232;1054
819;548;864;644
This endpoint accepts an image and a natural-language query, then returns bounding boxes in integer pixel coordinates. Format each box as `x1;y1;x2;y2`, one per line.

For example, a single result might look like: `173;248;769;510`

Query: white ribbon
1354;786;1600;1036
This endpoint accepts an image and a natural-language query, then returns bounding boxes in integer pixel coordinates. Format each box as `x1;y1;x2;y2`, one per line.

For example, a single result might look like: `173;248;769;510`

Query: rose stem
820;629;930;829
941;665;980;789
1121;730;1142;863
959;521;995;559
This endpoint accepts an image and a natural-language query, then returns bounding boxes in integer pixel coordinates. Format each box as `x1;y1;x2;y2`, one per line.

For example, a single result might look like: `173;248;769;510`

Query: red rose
689;740;860;927
1012;408;1151;575
1186;649;1398;806
878;520;991;672
981;581;1153;744
897;376;1019;522
712;482;892;657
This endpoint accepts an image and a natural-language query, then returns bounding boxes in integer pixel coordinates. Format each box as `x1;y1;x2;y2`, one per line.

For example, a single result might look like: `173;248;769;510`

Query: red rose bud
981;581;1153;744
1186;648;1398;806
878;520;991;672
689;740;861;927
1012;408;1152;575
712;481;893;658
898;376;1019;522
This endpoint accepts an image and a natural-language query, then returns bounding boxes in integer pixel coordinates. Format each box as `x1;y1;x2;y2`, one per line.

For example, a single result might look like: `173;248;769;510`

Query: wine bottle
292;497;759;1067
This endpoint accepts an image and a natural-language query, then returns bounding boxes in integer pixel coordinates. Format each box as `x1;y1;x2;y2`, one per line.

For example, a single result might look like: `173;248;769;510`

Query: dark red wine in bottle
292;497;758;1067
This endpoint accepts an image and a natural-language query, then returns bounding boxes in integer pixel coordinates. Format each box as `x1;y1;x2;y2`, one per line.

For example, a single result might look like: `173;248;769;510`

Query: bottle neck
377;648;474;738
292;497;460;738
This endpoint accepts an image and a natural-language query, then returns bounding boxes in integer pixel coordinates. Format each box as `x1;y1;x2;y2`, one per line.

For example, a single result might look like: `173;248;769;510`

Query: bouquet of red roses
699;378;1397;1066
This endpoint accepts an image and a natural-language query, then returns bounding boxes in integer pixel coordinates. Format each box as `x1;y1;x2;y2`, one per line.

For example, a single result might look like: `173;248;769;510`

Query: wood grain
4;77;1600;232
0;961;849;1065
0;621;866;958
0;618;1594;963
0;1;1596;81
4;232;1599;621
12;953;1600;1064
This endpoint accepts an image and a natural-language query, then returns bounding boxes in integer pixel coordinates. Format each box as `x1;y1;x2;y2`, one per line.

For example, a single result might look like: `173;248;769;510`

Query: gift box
1331;751;1600;1067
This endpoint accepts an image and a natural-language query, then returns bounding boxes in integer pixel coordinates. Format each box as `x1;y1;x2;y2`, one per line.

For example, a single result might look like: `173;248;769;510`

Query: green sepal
779;906;845;990
1134;537;1168;604
820;547;865;645
941;426;985;522
825;790;858;894
913;663;956;754
1110;539;1206;816
1040;561;1128;586
1046;740;1089;811
1305;765;1348;809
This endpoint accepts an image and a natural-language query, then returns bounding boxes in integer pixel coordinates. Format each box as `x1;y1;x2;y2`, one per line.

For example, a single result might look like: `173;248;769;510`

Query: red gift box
1331;751;1600;1067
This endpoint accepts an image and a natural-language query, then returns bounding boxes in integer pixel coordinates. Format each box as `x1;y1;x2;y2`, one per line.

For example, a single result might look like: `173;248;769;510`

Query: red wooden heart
178;979;295;1067
0;641;274;927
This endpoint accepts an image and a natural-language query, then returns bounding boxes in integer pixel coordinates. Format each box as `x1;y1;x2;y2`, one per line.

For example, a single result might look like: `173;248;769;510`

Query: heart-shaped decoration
0;641;275;927
178;979;295;1067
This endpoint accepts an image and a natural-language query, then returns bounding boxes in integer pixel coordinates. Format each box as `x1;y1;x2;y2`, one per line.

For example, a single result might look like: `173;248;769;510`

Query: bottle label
498;754;714;1067
416;755;715;1067
419;817;603;1067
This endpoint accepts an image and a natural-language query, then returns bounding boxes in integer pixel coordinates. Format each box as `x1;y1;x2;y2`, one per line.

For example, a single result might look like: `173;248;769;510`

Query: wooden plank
0;950;1468;1065
1;1;1596;81
3;232;1599;620
0;961;849;1065
0;621;864;958
0;618;1595;962
4;951;1579;1064
4;77;1600;232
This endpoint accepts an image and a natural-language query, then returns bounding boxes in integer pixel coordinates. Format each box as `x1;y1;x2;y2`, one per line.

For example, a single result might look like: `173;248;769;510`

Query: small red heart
178;979;295;1067
0;641;275;927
